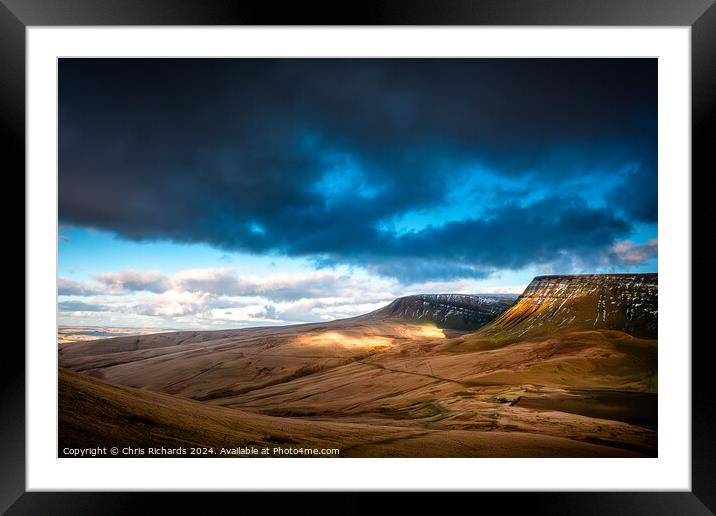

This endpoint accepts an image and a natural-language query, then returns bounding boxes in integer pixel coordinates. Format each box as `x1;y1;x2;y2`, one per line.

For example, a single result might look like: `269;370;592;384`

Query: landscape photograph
58;58;658;458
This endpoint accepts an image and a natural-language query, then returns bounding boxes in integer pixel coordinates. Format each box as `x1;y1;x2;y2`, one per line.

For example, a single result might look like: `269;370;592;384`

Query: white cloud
58;265;530;329
611;238;658;265
95;269;171;293
58;300;110;313
401;278;526;295
58;277;106;296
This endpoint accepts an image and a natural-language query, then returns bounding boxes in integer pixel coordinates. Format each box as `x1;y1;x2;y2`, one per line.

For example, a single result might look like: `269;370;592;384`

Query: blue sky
58;58;657;329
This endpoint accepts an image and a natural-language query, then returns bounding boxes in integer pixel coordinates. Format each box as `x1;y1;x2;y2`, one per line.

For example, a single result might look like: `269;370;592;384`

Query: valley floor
58;315;657;458
59;369;653;458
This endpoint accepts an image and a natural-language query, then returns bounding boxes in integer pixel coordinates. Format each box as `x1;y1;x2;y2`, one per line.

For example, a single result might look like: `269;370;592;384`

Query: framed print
5;0;713;512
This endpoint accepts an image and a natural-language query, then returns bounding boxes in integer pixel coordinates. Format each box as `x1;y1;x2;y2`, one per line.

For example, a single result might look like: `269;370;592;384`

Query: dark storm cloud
59;58;656;281
319;194;631;280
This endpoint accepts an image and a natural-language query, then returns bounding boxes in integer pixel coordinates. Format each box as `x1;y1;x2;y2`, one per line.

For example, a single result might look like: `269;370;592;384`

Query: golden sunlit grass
399;324;446;340
298;331;395;348
296;324;445;349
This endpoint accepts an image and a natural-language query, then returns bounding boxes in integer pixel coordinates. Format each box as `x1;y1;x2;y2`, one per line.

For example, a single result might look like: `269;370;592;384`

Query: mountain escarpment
365;293;517;330
478;274;657;341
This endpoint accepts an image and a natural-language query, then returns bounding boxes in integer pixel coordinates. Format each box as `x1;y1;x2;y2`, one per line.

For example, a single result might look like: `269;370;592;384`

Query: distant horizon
58;291;523;331
59;58;657;330
57;271;657;331
57;286;529;330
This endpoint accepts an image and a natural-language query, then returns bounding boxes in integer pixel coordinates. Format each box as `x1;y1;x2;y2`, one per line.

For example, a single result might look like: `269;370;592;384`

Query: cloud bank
59;59;657;283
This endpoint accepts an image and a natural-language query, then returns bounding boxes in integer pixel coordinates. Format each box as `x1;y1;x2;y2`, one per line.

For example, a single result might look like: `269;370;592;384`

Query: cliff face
479;274;657;340
367;294;517;331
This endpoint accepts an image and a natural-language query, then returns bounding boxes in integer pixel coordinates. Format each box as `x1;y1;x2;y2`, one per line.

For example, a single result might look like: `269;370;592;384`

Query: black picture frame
4;0;713;512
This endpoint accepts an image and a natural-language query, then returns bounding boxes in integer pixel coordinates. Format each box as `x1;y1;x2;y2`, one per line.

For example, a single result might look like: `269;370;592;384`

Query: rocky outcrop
479;274;657;340
365;294;517;331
